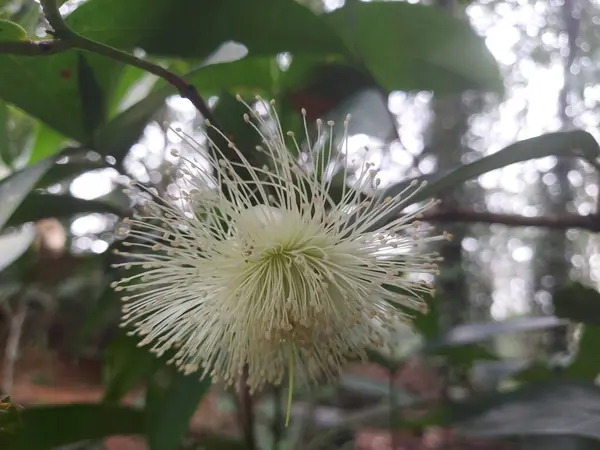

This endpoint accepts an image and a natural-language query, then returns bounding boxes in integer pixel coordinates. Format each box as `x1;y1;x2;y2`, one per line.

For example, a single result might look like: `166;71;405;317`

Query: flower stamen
112;97;444;420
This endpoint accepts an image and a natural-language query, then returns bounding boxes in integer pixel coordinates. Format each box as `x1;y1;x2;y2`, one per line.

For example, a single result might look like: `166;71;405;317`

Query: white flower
112;96;446;402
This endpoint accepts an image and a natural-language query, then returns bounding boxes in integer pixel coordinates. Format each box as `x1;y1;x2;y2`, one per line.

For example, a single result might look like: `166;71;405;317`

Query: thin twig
238;366;257;450
272;386;283;450
418;208;600;232
0;39;70;55
389;369;399;450
32;0;219;123
2;296;28;395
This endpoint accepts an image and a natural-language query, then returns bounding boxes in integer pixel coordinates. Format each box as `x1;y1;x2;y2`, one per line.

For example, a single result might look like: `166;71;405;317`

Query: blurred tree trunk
426;0;491;396
423;91;489;397
425;95;471;333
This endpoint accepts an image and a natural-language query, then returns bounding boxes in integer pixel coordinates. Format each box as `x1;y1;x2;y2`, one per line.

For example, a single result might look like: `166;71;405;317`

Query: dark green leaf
6;193;124;227
28;123;69;165
103;333;155;403
554;282;600;325
566;326;600;379
411;293;440;339
513;362;554;384
0;396;23;448
209;92;266;166
66;0;345;59
453;380;600;441
11;404;144;450
76;282;120;353
0;157;53;229
93;56;310;161
325;2;503;94
146;369;212;450
286;64;376;115
0;99;9;165
0;20;26;42
0;51;90;142
427;316;567;350
77;53;107;137
0;104;36;167
0;39;122;146
106;65;151;118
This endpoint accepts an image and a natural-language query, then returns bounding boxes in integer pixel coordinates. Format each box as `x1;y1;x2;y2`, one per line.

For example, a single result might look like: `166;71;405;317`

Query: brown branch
32;0;219;123
0;39;71;56
237;366;256;450
419;208;600;232
2;296;28;395
271;386;283;450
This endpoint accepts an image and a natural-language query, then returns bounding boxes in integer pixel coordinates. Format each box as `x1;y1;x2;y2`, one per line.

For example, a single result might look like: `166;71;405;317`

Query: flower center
231;205;339;344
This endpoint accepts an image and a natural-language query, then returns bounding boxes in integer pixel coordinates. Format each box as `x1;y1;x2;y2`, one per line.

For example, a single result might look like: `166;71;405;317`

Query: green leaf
36;158;107;189
93;56;302;161
11;404;144;450
0;20;26;42
411;293;440;339
453;380;600;441
66;0;345;59
566;325;600;379
103;333;155;403
0;104;36;167
0;99;9;165
28;123;69;165
146;370;212;450
0;396;23;448
0;157;54;229
6;193;124;228
554;282;600;325
76;282;120;352
386;130;600;210
513;362;554;384
209;92;266;166
77;53;107;138
0;51;91;142
106;65;152;118
426;316;567;350
0;225;35;273
325;2;503;94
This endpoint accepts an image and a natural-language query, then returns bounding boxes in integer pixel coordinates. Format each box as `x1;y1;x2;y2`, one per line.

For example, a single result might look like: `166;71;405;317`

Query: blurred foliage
0;0;600;449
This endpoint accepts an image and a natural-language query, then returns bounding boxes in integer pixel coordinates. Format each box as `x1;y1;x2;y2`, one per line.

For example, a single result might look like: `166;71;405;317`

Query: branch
2;295;28;395
271;386;283;450
237;366;257;450
420;208;600;232
17;0;219;122
0;39;70;55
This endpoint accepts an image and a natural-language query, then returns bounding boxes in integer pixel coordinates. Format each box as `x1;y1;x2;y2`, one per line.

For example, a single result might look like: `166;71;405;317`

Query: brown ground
5;349;510;450
5;348;236;450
